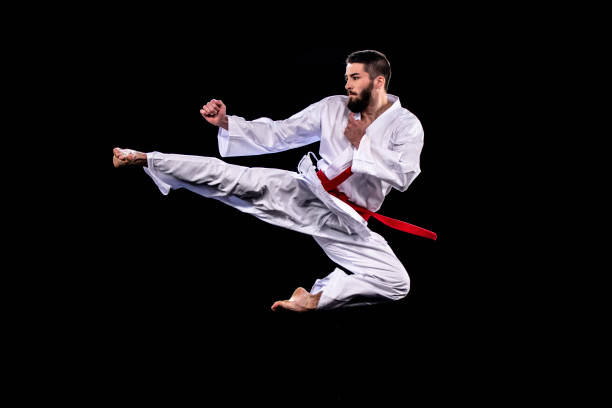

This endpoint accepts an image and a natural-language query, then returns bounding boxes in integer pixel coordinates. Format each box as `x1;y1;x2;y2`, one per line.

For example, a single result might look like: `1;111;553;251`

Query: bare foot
271;287;322;312
113;148;147;168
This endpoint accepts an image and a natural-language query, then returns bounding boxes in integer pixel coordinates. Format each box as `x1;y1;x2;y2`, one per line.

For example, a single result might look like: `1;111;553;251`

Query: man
113;50;434;312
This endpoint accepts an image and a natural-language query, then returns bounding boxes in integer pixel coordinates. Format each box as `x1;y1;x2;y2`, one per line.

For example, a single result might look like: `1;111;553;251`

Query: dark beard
347;83;373;113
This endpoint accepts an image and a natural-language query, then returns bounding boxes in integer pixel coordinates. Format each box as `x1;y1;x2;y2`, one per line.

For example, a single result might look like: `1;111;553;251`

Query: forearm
217;114;320;157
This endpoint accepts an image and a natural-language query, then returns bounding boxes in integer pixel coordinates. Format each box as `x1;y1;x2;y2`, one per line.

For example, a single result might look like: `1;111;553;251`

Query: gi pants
143;152;410;310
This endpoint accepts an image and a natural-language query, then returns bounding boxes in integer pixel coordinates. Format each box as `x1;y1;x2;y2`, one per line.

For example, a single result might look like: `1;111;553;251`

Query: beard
347;82;374;113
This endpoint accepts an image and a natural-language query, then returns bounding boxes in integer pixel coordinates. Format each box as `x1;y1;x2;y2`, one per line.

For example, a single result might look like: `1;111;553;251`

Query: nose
345;81;352;92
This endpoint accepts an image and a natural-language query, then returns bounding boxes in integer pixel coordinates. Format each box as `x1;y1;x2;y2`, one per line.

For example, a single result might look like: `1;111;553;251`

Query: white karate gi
143;94;425;309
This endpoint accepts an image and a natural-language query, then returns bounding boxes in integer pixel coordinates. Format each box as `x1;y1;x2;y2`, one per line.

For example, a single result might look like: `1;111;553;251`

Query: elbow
394;169;420;192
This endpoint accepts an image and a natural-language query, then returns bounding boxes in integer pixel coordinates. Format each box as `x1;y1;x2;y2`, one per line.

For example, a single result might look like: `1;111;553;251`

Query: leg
115;149;348;238
271;231;410;312
309;232;410;310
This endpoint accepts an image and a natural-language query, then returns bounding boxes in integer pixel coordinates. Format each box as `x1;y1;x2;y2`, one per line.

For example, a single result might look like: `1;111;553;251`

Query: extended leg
139;151;330;235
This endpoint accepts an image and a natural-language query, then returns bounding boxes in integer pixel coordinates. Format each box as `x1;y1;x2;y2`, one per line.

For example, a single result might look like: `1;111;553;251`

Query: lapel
364;94;401;136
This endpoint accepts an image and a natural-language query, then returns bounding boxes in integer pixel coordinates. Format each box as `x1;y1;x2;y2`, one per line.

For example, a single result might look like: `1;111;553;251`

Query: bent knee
391;272;411;300
380;268;410;301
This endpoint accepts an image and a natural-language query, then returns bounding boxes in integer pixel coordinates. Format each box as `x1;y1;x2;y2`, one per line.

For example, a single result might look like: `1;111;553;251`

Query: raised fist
200;99;227;129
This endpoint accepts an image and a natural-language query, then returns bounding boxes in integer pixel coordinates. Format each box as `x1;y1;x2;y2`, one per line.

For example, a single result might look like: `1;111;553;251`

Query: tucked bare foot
113;147;147;168
271;287;322;312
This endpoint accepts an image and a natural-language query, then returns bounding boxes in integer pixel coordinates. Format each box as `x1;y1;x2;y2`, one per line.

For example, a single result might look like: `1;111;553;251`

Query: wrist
219;116;229;130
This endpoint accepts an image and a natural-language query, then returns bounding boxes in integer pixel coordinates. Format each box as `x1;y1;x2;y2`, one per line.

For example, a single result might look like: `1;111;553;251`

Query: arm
201;98;323;157
351;117;424;191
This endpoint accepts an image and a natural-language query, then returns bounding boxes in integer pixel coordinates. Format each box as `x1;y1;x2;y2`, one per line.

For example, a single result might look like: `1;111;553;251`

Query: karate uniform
143;94;424;309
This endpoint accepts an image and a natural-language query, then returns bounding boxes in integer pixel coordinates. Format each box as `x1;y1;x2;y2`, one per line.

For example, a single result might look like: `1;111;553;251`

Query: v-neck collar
355;94;401;133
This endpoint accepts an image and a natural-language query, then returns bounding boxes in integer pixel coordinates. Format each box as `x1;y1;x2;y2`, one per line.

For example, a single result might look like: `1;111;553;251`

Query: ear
375;75;386;90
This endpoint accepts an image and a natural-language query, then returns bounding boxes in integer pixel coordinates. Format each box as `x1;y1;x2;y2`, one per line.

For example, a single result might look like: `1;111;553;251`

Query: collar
360;94;401;133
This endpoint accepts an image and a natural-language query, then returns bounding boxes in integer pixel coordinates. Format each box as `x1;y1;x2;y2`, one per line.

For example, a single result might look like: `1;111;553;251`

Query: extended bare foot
271;287;322;312
113;148;147;168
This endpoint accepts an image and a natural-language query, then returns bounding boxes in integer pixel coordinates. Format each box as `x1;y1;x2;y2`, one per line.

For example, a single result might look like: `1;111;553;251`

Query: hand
200;99;228;129
344;113;368;148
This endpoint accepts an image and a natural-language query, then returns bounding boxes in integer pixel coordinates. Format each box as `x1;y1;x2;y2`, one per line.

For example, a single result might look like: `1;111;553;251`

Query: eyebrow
344;73;361;79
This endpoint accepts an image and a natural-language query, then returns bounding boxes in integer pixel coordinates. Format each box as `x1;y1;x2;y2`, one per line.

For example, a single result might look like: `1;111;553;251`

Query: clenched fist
344;113;369;148
200;99;228;130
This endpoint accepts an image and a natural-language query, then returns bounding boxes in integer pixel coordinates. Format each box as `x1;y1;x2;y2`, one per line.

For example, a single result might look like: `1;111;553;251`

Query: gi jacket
217;94;424;213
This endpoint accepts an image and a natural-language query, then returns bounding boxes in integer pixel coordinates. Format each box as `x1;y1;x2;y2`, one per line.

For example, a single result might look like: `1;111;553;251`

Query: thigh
165;159;342;236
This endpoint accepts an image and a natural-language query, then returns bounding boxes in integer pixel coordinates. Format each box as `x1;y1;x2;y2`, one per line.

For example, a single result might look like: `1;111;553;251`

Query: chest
320;108;395;153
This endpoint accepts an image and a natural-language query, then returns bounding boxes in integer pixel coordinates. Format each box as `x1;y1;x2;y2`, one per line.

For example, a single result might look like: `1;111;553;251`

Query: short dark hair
346;50;391;91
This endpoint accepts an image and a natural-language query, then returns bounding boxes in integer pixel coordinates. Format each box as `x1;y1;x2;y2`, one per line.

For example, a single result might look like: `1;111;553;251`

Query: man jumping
113;50;435;312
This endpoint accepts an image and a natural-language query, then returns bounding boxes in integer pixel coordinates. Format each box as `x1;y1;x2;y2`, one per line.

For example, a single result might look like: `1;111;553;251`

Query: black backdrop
10;5;594;403
44;16;525;404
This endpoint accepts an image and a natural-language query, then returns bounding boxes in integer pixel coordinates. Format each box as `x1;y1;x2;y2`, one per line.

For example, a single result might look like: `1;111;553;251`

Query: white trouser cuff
311;268;349;310
143;151;173;195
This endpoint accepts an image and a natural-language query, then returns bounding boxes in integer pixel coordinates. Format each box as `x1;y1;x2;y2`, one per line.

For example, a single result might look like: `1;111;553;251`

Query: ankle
134;153;148;167
307;291;322;310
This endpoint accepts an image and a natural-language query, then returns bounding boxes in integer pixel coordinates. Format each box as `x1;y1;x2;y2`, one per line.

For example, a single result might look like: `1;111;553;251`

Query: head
345;50;392;113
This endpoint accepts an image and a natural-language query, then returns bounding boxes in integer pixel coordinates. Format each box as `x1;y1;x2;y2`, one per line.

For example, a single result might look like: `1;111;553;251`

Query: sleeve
351;117;424;192
217;99;324;157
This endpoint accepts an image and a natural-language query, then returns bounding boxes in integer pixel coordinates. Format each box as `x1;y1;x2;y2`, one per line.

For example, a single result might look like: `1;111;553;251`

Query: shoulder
290;95;346;119
321;95;348;103
301;95;348;117
395;107;421;126
390;107;424;140
316;95;348;107
387;95;423;133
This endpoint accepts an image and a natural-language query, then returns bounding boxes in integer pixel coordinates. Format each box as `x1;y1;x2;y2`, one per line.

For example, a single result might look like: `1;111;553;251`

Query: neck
362;91;391;122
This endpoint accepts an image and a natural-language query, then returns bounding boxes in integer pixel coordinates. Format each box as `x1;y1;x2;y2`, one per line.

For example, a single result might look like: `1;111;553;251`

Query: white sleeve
217;99;324;157
351;118;424;191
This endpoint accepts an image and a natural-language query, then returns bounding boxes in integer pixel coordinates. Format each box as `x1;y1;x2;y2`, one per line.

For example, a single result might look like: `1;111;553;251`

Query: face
345;63;374;113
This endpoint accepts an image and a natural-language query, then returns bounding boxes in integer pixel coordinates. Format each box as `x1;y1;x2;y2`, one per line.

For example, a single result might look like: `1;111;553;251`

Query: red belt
316;166;437;240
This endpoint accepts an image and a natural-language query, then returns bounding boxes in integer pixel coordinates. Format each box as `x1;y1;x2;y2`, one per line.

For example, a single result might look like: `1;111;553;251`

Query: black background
24;10;560;404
